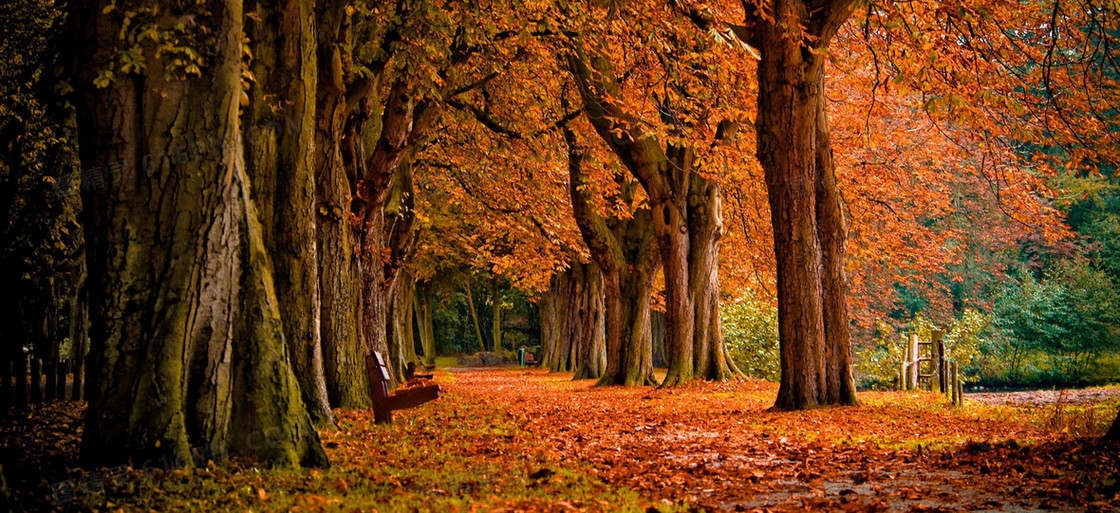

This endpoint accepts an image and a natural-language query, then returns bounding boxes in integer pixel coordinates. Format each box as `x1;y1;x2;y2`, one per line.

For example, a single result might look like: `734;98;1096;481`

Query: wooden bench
366;352;441;424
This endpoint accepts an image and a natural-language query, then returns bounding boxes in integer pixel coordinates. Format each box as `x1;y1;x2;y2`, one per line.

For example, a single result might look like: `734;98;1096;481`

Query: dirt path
452;368;1119;512
967;387;1120;408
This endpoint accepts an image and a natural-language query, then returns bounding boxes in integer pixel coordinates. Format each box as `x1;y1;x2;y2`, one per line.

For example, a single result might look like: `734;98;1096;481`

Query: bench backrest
366;352;391;400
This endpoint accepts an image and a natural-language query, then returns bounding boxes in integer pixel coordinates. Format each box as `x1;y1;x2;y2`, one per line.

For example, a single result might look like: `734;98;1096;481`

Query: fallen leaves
3;368;1119;512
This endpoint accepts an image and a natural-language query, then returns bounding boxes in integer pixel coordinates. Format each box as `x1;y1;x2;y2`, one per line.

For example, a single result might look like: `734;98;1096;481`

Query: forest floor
2;367;1119;512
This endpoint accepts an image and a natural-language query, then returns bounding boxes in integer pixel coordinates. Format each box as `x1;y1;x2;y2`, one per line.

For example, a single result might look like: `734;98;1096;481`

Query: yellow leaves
93;69;114;89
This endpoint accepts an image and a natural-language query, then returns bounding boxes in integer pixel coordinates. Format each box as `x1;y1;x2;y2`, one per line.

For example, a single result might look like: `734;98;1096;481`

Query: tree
564;123;660;386
243;0;332;427
730;0;860;408
558;1;756;386
72;0;326;467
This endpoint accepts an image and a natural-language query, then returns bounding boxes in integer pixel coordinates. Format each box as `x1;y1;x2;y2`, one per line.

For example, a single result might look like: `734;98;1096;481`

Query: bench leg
373;405;393;424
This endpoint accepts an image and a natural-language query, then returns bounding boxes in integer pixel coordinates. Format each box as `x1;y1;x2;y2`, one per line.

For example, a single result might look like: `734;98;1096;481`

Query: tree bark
387;274;420;379
573;263;607;380
351;80;431;387
490;282;502;353
73;0;326;467
564;124;659;386
566;46;737;386
315;6;367;408
750;0;858;409
540;262;606;377
414;280;436;366
244;0;333;426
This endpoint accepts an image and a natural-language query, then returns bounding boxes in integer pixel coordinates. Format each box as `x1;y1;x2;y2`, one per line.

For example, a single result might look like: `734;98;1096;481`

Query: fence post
907;334;920;390
933;331;946;394
951;361;961;406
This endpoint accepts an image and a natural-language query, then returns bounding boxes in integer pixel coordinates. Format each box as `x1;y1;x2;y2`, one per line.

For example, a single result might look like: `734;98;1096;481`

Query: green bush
722;297;780;381
990;261;1120;386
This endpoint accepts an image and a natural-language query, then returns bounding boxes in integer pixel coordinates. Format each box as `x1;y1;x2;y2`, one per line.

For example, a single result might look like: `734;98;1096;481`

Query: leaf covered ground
2;367;1119;512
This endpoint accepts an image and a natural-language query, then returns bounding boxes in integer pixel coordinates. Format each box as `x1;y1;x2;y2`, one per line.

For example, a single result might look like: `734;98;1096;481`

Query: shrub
722;297;780;381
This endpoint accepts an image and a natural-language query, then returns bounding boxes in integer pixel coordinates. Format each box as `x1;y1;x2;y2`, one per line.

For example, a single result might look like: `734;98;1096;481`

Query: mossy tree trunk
244;0;332;427
314;3;367;408
73;0;326;468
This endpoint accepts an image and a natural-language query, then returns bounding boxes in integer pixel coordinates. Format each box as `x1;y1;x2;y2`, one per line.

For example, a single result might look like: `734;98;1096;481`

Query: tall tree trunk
245;0;333;426
464;284;486;352
813;88;857;405
573;263;607;380
73;0;326;467
414;280;436;366
752;0;857;409
686;176;741;381
315;7;367;408
564;124;658;386
490;283;502;353
544;271;573;371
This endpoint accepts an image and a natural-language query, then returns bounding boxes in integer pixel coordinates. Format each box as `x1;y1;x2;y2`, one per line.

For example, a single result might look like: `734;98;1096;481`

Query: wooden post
956;364;964;406
951;361;960;406
898;360;907;391
30;358;41;404
933;330;946;394
907;334;920;391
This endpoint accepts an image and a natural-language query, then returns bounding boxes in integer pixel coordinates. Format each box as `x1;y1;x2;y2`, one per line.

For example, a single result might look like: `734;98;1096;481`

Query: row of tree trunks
563;124;659;386
750;0;858;409
73;0;326;468
0;356;83;410
565;44;736;387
